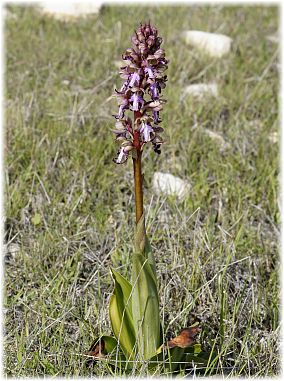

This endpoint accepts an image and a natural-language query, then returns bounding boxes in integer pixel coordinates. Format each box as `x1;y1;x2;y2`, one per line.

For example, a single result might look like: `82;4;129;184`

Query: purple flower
145;66;155;78
112;23;168;163
130;93;144;111
118;105;126;119
140;121;154;142
129;72;140;87
149;83;159;100
153;110;161;123
120;81;129;92
115;148;128;164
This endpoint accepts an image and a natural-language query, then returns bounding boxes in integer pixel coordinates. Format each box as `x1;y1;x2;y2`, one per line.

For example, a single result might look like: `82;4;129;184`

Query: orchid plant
86;23;210;373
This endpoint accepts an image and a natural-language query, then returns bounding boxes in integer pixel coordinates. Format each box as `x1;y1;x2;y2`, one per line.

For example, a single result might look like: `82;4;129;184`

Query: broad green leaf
168;347;185;372
188;343;202;354
182;344;210;367
149;344;208;372
148;346;184;372
101;335;118;354
109;270;136;360
103;335;133;371
111;269;133;312
131;253;161;360
87;335;118;356
101;335;129;369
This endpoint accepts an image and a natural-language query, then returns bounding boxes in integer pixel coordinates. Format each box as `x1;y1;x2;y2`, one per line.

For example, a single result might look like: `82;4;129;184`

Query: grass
4;3;280;377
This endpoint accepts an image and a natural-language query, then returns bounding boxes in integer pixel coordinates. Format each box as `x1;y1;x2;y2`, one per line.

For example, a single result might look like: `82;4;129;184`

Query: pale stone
182;30;233;58
247;119;263;129
266;34;279;44
39;3;102;20
268;131;278;144
62;79;71;86
153;172;191;199
202;128;230;150
182;83;218;100
4;8;18;20
4;243;20;259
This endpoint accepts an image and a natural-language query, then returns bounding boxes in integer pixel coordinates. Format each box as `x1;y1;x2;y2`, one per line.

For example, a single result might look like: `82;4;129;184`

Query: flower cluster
113;23;168;164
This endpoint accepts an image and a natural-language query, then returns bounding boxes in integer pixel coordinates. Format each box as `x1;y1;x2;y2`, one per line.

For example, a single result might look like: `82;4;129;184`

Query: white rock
3;8;18;20
153;172;191;200
182;83;218;100
202;128;230;149
266;34;279;44
182;30;233;58
62;79;71;86
39;2;102;20
4;243;20;259
268;131;278;144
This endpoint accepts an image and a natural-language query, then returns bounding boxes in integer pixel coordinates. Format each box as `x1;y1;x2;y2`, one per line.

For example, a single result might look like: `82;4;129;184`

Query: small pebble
182;83;218;101
266;34;279;44
268;131;278;144
62;79;71;86
4;243;20;261
39;3;101;20
202;128;230;150
182;30;233;58
4;8;18;20
153;172;191;200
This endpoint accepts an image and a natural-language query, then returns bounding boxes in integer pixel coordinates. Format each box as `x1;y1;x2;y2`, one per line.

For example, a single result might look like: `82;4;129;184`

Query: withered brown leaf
85;338;105;368
165;326;201;349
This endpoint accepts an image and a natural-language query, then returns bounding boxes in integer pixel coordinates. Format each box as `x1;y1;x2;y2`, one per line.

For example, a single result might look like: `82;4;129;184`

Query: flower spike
113;23;168;163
